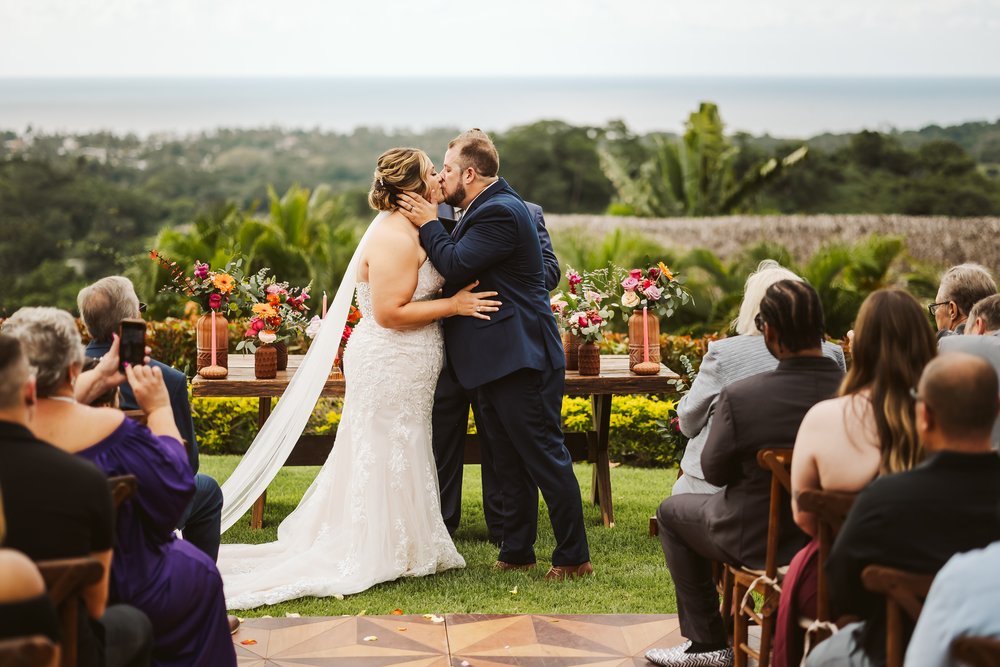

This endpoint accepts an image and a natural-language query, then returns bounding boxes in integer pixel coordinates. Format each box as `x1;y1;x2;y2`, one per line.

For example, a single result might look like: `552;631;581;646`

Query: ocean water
1;77;998;138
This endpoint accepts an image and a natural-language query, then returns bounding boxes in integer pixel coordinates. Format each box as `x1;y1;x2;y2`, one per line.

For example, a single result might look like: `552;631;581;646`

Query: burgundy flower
648;267;661;280
208;292;223;310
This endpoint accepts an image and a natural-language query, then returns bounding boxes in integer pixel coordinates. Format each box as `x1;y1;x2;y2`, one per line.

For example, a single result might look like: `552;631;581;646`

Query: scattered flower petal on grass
509;586;518;595
240;639;257;646
285;613;300;618
391;608;404;615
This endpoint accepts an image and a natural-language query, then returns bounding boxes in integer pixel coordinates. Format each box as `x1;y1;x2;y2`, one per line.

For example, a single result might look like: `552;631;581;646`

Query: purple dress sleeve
120;422;195;534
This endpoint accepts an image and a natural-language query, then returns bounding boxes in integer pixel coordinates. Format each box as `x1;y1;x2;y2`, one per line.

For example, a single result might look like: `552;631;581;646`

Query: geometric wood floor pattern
233;614;682;666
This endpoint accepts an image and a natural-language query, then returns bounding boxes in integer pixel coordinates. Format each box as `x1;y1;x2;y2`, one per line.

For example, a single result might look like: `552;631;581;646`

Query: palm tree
600;103;808;217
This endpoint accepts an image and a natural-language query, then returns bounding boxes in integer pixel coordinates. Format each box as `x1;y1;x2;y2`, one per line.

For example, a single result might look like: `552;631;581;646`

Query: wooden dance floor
232;613;683;666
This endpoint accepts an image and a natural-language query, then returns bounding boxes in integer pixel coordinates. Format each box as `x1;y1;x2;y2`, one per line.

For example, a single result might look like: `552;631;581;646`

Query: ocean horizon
1;76;999;138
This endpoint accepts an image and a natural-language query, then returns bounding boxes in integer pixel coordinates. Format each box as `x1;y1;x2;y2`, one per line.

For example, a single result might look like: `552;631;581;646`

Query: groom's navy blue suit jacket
419;178;565;390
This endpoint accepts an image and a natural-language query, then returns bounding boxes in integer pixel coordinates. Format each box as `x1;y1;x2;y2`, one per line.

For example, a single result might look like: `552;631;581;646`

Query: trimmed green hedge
194;394;682;467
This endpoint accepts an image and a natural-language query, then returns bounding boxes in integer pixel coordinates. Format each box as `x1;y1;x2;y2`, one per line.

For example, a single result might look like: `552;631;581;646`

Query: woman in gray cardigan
672;261;847;495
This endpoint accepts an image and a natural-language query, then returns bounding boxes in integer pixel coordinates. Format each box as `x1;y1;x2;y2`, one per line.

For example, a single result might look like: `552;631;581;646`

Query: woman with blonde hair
773;288;937;667
217;147;500;607
672;260;846;495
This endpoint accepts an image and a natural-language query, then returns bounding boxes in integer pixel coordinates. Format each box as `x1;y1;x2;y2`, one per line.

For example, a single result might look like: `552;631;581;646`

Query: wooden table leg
591;394;614;527
250;397;273;530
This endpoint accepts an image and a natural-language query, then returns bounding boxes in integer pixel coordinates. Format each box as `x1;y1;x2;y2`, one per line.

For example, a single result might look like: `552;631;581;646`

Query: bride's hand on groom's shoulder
451;280;502;320
397;191;438;228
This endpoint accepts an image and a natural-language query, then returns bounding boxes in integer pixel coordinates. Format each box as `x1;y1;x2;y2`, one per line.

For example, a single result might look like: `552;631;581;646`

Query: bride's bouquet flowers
236;268;311;353
618;262;692;317
149;251;245;315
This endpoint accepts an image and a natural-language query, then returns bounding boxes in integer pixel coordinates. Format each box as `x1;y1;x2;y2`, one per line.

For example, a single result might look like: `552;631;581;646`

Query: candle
210;309;218;366
322;291;328;319
642;306;649;363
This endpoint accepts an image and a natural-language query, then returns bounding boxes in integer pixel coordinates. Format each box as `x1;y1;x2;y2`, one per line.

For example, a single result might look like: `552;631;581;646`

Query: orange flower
252;303;277;318
658;262;674;282
212;272;235;294
266;293;281;306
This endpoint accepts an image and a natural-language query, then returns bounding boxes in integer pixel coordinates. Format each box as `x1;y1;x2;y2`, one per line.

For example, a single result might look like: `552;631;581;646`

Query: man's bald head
918;352;1000;448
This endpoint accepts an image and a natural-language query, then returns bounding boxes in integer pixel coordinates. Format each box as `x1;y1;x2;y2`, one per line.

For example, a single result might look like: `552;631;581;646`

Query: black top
700;355;845;568
0;420;115;667
827;450;1000;657
0;593;59;643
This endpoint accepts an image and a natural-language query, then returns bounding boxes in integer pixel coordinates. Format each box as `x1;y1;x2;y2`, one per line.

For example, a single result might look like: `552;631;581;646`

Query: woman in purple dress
3;307;236;667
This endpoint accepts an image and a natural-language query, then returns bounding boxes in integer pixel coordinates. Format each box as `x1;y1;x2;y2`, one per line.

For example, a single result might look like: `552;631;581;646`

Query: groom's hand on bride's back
397;192;439;228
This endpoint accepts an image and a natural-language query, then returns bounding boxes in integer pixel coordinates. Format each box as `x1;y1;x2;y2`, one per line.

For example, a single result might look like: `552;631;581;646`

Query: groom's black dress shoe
492;560;536;571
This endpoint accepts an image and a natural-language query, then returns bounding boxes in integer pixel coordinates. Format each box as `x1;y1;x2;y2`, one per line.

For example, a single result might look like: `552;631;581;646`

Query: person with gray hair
0;331;154;666
78;276;224;563
2;308;237;666
672;260;846;495
931;262;997;337
939;293;1000;449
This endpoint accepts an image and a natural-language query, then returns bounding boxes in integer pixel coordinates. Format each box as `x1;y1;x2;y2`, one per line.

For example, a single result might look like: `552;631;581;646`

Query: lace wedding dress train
218;260;465;609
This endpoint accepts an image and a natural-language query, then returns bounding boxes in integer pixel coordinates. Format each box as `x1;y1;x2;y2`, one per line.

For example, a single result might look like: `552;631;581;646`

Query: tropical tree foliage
600;103;808;217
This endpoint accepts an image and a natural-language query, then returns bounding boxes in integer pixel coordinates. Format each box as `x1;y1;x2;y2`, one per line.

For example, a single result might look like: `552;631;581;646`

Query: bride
217;148;500;608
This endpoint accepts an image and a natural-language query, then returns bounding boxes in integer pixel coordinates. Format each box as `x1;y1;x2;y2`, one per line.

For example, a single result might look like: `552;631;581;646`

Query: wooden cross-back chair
952;636;1000;667
34;558;104;667
795;488;858;649
728;447;794;667
107;474;138;509
0;636;57;666
860;565;935;667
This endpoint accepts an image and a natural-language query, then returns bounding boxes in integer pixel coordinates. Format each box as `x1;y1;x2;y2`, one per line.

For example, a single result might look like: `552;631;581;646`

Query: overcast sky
2;0;999;78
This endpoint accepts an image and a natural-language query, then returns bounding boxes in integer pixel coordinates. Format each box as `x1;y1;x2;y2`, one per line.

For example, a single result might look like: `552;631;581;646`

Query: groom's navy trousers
432;202;561;543
420;179;590;567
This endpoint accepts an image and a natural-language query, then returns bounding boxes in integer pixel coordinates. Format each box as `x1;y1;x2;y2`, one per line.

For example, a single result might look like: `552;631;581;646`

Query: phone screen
119;319;146;373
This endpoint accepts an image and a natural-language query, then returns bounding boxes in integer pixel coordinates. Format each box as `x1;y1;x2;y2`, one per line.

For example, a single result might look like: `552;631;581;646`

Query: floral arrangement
550;267;616;344
149;251;244;315
236;268;311;353
305;305;362;346
618;262;692;317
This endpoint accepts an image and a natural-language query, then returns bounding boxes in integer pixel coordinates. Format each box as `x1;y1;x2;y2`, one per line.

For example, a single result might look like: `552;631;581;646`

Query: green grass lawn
203;456;680;617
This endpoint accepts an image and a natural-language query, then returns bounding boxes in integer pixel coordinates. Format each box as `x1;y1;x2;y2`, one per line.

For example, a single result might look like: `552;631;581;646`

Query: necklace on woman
45;395;76;404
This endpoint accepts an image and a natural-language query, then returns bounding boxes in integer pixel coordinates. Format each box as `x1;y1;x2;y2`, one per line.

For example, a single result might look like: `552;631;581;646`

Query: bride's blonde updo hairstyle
368;148;433;211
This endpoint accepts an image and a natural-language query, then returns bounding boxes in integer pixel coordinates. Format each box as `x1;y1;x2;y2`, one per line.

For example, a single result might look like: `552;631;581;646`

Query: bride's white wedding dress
218;258;465;609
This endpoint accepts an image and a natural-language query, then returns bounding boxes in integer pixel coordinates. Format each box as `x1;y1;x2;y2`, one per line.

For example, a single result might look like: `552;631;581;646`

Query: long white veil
219;212;388;532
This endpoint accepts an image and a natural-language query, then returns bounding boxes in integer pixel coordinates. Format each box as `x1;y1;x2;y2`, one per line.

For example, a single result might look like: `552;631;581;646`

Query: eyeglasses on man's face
754;313;767;333
927;302;949;317
138;302;147;313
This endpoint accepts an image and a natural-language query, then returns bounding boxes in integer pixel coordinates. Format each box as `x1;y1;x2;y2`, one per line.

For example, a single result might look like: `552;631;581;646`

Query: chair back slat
757;448;794;578
861;564;935;667
0;635;57;666
35;557;104;667
107;475;138;509
797;489;857;622
952;636;1000;667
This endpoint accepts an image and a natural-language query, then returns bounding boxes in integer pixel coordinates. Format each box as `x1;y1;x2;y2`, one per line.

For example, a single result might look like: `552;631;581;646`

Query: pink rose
621;277;639;291
194;261;210;280
251;318;265;333
577;314;589;328
643;285;662;301
629;269;642;280
208;292;223;310
590;312;603;325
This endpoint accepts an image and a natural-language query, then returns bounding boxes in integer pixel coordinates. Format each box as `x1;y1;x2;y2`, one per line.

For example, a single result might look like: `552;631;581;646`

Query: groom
398;130;592;579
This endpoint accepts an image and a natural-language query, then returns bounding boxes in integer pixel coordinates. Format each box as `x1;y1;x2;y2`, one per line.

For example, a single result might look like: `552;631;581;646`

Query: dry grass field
548;214;1000;271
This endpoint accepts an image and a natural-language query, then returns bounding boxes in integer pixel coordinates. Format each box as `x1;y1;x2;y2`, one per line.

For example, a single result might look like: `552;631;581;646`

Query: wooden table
193;354;678;529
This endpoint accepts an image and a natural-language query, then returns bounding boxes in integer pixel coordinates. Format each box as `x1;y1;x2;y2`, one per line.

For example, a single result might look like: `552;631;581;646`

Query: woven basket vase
254;345;278;379
562;332;581;371
577;342;601;376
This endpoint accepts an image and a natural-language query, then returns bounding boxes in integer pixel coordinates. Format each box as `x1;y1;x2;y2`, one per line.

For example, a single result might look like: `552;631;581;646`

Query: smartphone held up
118;318;147;373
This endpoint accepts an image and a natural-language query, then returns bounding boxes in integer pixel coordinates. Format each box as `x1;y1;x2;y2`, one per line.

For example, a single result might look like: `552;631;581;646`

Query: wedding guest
939;293;1000;448
931;263;996;338
0;333;152;667
78;276;224;562
647;280;844;667
673;260;846;495
772;289;937;667
807;353;1000;667
904;539;1000;667
2;309;236;667
433;196;561;544
0;547;59;666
